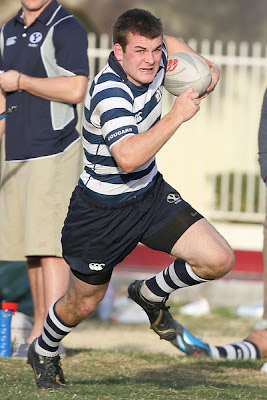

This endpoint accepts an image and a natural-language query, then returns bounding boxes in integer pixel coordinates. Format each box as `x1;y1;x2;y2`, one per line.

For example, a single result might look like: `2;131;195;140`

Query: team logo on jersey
135;111;142;123
167;193;181;204
29;32;43;44
89;263;105;271
155;88;162;103
6;36;17;46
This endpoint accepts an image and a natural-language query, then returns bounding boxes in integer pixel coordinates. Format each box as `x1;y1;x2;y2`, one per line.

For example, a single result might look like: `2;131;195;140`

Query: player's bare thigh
170;218;235;279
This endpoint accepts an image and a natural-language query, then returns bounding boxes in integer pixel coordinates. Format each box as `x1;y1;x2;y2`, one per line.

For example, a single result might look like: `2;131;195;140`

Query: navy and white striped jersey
79;44;167;203
0;0;89;161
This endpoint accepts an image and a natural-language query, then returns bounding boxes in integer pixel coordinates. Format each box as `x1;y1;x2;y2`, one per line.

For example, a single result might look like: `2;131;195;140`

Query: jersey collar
15;0;60;27
108;51;128;82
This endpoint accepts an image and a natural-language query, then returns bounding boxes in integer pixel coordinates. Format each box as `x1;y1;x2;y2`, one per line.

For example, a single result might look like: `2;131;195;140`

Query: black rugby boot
27;339;68;389
128;280;176;341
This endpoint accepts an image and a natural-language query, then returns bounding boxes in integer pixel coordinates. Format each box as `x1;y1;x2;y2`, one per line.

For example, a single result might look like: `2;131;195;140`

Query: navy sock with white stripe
35;302;76;357
209;340;260;359
141;259;210;302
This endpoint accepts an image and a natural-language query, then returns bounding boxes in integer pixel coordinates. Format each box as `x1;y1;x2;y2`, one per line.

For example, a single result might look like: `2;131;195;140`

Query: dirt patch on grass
62;318;242;357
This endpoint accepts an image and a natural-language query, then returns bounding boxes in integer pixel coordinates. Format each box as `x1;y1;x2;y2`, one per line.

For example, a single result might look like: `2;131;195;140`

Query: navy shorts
62;173;203;284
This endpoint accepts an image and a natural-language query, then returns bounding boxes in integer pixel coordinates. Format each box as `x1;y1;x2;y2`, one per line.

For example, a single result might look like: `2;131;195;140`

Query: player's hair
112;9;163;51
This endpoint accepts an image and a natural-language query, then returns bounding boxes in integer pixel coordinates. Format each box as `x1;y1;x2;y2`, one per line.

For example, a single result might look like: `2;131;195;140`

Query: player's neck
22;10;40;27
22;1;51;27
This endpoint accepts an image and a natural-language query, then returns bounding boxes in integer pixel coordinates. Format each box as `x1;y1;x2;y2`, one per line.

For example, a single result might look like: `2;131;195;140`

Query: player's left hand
199;61;220;99
0;70;21;92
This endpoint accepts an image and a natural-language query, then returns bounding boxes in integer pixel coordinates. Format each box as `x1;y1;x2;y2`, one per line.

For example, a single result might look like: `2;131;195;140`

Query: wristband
17;72;23;91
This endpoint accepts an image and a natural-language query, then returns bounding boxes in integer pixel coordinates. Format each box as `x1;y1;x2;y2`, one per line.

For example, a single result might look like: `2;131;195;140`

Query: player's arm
258;89;267;182
163;35;220;94
0;88;6;140
0;71;88;104
111;88;200;173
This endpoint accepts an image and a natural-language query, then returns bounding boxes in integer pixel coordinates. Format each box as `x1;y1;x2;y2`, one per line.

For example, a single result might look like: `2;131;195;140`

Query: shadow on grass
2;348;266;400
65;347;86;357
65;348;264;393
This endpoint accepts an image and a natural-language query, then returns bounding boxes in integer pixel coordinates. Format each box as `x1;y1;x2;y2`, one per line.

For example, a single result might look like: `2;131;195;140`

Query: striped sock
141;259;210;302
35;302;76;357
208;340;260;359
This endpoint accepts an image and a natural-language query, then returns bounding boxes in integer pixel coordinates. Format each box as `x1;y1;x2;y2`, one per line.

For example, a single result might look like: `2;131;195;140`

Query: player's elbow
69;76;88;104
119;159;136;173
124;166;136;173
112;142;138;173
70;89;86;104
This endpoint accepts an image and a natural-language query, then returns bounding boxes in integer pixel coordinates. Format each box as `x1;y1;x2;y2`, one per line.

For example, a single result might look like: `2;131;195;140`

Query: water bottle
97;285;115;321
0;301;17;357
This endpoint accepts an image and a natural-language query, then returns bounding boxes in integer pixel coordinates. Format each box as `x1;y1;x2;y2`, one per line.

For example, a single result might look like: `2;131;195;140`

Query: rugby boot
171;321;211;356
128;280;177;341
27;339;68;389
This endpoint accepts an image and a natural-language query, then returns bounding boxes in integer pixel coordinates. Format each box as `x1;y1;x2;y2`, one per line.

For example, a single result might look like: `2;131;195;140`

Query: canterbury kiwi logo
89;263;105;271
167;193;181;204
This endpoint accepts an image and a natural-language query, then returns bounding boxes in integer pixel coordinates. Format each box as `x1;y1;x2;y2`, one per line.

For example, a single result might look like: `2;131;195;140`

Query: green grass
170;302;256;340
1;347;267;399
0;307;265;400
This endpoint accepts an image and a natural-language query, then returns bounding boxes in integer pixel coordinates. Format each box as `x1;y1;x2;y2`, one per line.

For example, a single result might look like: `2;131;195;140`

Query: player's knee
74;297;101;320
212;246;235;279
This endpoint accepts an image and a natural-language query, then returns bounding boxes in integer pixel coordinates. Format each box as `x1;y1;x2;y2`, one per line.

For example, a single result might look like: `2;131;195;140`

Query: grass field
1;305;266;400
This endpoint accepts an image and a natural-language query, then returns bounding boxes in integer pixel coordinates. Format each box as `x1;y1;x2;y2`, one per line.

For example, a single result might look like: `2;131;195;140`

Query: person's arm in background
0;72;88;105
258;89;267;182
163;35;220;95
0;88;6;140
0;16;89;105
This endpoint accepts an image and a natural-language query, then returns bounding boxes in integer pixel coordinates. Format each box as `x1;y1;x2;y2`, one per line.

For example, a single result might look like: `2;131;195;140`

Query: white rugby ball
164;52;212;96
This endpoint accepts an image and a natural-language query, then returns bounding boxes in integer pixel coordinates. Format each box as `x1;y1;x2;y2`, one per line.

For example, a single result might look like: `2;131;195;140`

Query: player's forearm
163;35;197;57
112;89;200;173
112;113;183;173
164;35;213;65
19;74;88;104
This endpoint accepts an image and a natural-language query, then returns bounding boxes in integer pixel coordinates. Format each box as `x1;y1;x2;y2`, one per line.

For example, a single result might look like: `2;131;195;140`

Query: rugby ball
164;52;212;96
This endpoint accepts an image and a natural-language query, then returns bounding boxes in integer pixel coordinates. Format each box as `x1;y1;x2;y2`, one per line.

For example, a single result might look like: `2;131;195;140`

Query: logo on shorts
89;263;105;271
167;193;181;204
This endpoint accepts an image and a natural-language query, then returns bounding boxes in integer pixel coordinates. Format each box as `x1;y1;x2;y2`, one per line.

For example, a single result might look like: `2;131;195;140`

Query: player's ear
114;43;123;61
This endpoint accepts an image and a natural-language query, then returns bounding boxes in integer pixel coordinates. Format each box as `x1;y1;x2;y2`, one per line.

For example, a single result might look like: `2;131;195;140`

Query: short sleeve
53;18;89;77
93;84;138;148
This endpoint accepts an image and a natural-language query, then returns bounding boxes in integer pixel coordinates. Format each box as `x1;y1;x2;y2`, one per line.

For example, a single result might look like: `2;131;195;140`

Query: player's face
114;33;163;86
21;0;53;12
